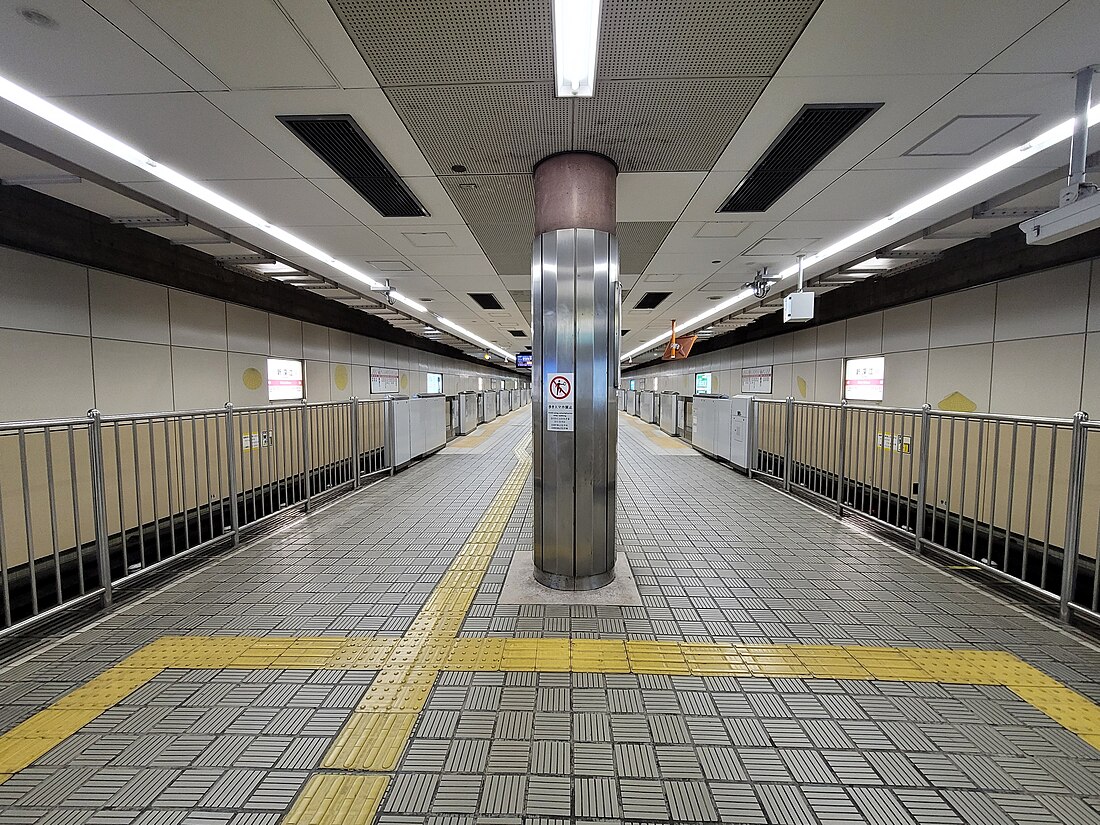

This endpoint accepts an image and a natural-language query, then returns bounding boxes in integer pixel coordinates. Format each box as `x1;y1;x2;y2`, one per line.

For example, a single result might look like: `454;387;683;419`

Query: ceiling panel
618;222;676;274
617;173;707;222
574;78;768;172
442;175;535;226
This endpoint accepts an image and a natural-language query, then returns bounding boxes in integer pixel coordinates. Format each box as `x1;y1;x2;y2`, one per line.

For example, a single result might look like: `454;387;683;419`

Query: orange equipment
661;320;697;360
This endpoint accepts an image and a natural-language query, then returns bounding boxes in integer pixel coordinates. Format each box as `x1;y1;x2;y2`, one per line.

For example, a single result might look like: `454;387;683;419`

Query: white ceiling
0;0;1096;361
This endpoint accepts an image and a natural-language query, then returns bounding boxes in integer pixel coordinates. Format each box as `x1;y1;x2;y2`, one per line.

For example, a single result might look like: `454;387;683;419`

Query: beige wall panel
226;304;268;355
930;284;995;348
351;334;371;366
305;360;330;402
770;363;793;399
228;352;268;407
172;347;230;411
990;334;1084;418
727;345;743;371
883;350;929;409
268;314;303;359
91;338;173;415
0;328;94;420
351;364;372;397
331;363;353;401
0;246;90;336
89;270;170;345
1082;333;1100;415
994;263;1090;342
927;343;992;413
399;346;415;372
772;333;794;365
303;323;329;361
330;330;352;366
169;290;227;351
741;341;758;368
755;338;775;369
790;327;816;362
816;322;845;360
882;300;931;354
815;359;843;403
791;362;816;401
1089;262;1100;332
845;311;883;357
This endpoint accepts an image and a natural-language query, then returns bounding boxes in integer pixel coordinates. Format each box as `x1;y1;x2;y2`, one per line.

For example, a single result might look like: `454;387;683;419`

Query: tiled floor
0;409;1098;824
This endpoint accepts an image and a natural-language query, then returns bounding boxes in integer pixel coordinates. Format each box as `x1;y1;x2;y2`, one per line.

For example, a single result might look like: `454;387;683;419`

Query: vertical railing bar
836;402;848;516
130;423;145;567
1021;424;1037;582
987;421;1001;565
147;421;161;565
87;410;112;608
915;405;931;552
971;419;985;561
17;430;38;616
905;411;916;532
957;418;970;557
203;415;215;542
929;415;942;546
175;416;190;556
272;409;282;512
1059;412;1088;622
224;405;240;546
1040;426;1058;590
163;419;177;558
249;409;260;522
1004;424;1019;578
1092;437;1100;612
43;427;63;605
886;409;897;525
783;397;793;492
0;462;11;625
66;425;86;596
112;423;129;575
302;401;312;511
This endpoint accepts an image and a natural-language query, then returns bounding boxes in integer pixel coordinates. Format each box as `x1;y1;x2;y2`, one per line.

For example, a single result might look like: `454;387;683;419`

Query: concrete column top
533;152;617;235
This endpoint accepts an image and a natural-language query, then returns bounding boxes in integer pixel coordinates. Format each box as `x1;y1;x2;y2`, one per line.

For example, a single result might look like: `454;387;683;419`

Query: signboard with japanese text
370;366;400;395
741;366;773;394
845;356;885;401
267;358;303;401
546;372;574;431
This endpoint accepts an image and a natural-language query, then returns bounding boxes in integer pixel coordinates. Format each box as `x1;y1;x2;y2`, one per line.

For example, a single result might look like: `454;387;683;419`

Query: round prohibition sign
549;375;571;400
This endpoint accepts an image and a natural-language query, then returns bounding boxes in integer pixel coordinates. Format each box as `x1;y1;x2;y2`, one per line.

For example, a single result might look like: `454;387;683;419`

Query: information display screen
516;353;532;368
267;358;303;401
695;372;712;395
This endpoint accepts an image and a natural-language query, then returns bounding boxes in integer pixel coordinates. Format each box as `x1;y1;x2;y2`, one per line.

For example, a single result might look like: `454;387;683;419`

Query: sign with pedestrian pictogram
546;372;574;432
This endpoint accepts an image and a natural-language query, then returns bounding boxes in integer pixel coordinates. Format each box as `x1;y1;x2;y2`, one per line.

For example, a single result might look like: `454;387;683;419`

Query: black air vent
508;329;526;338
279;115;428;218
469;293;503;310
621;329;630;336
634;292;671;310
718;104;881;213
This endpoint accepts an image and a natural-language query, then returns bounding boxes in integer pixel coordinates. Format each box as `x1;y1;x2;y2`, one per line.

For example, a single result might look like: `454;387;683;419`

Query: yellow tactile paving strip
0;429;1098;823
446;405;526;448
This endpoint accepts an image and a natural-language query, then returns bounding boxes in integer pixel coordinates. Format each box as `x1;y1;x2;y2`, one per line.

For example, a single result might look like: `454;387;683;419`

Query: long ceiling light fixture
0;72;515;362
552;0;601;97
623;104;1100;362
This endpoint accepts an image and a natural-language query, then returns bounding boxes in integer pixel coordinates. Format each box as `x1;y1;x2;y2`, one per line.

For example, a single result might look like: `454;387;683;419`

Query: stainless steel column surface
532;152;619;590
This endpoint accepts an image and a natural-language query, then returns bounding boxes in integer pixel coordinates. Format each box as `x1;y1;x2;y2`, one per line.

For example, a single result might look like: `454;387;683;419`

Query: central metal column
532;152;619;590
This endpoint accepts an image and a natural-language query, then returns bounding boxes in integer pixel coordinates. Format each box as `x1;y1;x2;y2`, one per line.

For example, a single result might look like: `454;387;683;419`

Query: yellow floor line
2;423;1100;822
447;406;528;448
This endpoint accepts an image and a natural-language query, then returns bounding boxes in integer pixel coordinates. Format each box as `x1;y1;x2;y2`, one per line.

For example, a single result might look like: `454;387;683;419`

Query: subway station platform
0;407;1098;825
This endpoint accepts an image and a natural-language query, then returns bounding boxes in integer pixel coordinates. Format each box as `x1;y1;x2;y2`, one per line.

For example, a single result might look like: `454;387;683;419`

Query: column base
533;567;616;592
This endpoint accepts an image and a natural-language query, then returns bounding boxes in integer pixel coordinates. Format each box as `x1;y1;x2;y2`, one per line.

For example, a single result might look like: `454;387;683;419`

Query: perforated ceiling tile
619;222;675;274
442;175;535;226
387;84;571;176
574;78;769;172
328;0;552;85
600;0;820;78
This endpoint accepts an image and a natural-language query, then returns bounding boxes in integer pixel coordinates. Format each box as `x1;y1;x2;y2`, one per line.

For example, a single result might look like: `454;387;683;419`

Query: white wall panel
1082;333;1100;414
303;323;330;361
171;346;229;411
882;300;931;353
791;362;815;401
169;290;227;351
994;263;1090;342
0;246;90;336
845;312;883;356
329;329;352;365
930;285;996;348
269;314;303;359
815;359;843;403
927;344;992;413
816;322;845;360
226;304;268;355
91;338;173;414
228;351;267;407
990;334;1084;418
304;360;330;402
0;328;93;420
89;270;170;345
882;350;929;409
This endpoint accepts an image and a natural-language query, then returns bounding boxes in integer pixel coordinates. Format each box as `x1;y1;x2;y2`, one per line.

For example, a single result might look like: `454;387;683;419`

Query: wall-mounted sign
629;379;636;391
741;365;773;394
426;372;443;394
695;372;712;395
370;366;400;395
242;430;274;450
546;372;574;431
877;432;912;454
516;353;532;368
267;358;303;401
845;356;885;401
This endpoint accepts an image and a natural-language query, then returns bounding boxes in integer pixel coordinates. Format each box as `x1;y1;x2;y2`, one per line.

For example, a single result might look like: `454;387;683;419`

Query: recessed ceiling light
711;260;721;264
451;164;467;173
420;297;433;302
708;296;721;300
552;0;601;97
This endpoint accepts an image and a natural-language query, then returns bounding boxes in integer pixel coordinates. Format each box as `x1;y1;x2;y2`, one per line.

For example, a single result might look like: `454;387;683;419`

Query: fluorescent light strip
435;316;513;360
553;0;601;97
623;105;1100;362
0;73;514;362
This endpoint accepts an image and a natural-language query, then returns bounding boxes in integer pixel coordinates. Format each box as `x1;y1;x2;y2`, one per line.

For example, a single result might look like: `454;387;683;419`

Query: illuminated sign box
845;356;885;401
516;353;532;368
695;372;712;395
267;358;303;401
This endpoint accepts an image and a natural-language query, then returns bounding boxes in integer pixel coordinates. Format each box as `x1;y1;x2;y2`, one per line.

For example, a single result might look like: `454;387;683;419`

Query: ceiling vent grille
279;114;428;218
718;104;881;213
634;292;671;310
508;329;526;337
469;292;504;310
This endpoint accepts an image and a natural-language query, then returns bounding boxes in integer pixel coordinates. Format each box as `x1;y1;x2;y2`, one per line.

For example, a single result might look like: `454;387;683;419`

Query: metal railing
750;398;1099;626
0;397;391;638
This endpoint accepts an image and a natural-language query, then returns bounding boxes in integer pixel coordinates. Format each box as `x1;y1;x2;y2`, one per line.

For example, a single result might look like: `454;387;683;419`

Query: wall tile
882;300;931;353
0;246;90;336
990;334;1084;417
269;314;303;359
169;290;227;351
89;269;170;344
772;333;794;364
329;329;352;364
927;343;992;413
351;334;371;365
91;338;173;414
303;323;329;361
791;361;816;401
171;346;229;410
1089;261;1100;332
816;322;845;360
305;360;330;402
994;263;1090;342
1082;332;1100;415
845;311;883;357
226;304;268;355
882;350;929;409
815;359;843;403
331;362;353;401
228;352;268;407
930;284;995;348
790;327;816;362
0;328;93;419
